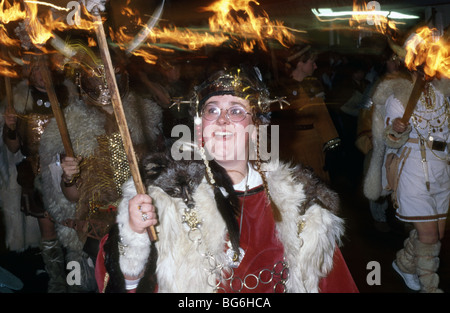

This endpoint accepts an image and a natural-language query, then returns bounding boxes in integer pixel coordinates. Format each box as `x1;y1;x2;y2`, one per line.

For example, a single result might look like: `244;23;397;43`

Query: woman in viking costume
2;55;77;292
364;42;450;292
39;44;163;292
95;66;358;293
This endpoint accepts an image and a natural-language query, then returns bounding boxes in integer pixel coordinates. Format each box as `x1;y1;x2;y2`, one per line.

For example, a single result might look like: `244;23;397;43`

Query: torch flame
404;26;450;78
112;0;295;64
0;0;26;23
201;0;294;52
1;0;296;68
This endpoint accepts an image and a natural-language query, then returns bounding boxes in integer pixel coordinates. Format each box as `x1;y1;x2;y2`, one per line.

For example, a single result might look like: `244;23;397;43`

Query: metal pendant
226;246;245;268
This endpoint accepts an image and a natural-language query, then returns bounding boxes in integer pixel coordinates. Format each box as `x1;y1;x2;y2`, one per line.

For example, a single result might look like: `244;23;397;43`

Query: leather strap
407;138;448;152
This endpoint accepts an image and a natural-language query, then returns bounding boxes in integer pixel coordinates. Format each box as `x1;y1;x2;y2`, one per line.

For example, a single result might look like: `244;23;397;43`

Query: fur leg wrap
40;239;67;293
414;239;443;293
396;229;417;274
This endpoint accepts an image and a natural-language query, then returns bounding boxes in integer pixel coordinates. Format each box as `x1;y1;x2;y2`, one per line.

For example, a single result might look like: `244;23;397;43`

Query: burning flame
0;57;18;77
350;0;398;34
0;0;96;49
112;0;295;64
0;0;26;23
201;0;294;52
0;0;296;70
404;26;450;78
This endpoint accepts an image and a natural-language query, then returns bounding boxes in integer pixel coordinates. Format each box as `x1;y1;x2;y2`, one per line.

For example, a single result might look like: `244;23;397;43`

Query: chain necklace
420;82;436;110
410;84;449;162
181;169;289;293
412;84;449;136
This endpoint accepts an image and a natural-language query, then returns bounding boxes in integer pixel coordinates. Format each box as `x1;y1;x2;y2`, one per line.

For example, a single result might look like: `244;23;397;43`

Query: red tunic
218;186;286;293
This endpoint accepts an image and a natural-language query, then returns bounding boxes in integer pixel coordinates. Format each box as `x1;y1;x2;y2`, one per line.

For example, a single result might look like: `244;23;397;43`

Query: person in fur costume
39;45;163;292
95;66;358;293
364;61;450;292
2;55;78;292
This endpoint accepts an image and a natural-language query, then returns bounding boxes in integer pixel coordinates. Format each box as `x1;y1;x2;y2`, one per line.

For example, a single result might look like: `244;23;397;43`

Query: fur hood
114;160;344;293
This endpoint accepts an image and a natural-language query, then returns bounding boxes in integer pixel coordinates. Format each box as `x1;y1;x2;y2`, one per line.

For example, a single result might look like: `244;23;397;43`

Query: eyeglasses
202;105;251;122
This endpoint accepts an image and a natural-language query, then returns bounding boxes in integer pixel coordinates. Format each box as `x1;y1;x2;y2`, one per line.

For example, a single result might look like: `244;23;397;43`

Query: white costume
384;84;449;222
364;75;450;222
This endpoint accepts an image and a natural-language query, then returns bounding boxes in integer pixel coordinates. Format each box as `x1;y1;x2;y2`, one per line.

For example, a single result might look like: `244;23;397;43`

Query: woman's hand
60;155;82;184
392;117;408;133
128;194;157;234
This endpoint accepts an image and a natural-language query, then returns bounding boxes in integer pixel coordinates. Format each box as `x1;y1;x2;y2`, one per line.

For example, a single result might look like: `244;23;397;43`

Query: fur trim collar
373;75;450;109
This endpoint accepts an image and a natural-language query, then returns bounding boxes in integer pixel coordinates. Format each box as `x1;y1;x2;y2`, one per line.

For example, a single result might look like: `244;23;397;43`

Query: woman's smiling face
201;94;254;165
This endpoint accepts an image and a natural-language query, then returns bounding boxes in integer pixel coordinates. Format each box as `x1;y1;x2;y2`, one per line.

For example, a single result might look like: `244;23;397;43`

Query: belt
407;138;448;152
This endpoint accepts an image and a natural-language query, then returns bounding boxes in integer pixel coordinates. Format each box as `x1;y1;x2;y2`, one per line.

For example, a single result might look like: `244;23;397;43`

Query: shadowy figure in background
271;44;341;184
2;55;74;292
325;57;370;185
356;50;404;233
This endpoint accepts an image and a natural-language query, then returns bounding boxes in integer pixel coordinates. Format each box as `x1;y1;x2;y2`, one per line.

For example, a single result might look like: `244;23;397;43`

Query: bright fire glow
113;0;295;63
404;26;450;78
1;0;296;69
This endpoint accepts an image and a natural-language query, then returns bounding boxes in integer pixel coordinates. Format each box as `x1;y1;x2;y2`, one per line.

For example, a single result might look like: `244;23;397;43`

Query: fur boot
396;229;418;274
40;239;67;293
393;229;420;290
414;239;443;293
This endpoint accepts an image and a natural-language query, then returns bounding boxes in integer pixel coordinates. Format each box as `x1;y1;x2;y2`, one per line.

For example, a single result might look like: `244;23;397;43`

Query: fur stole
106;161;344;293
363;74;450;201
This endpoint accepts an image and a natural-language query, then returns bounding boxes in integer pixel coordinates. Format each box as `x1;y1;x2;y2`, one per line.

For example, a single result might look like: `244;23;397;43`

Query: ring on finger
141;213;149;222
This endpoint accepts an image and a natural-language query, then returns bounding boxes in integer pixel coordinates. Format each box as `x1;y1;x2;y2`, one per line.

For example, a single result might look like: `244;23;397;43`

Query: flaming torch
397;26;449;123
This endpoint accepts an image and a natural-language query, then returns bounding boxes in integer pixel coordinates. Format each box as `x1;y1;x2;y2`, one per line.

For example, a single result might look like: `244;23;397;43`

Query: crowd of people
0;26;449;294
